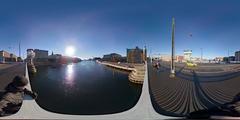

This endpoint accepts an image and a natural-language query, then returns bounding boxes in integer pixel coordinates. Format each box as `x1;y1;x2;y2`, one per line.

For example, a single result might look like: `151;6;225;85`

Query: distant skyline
0;0;240;59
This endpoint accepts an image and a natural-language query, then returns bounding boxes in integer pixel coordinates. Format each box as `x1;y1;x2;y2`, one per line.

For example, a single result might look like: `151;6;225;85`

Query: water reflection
30;61;142;115
63;64;75;92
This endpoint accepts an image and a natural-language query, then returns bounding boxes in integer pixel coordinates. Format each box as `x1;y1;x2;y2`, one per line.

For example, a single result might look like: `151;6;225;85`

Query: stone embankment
98;61;145;84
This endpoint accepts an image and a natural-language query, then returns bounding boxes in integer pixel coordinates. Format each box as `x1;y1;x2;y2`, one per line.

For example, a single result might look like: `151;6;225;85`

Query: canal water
30;61;142;115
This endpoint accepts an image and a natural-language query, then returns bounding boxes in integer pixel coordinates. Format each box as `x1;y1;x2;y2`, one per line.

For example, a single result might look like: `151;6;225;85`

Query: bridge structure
1;63;240;119
1;63;175;119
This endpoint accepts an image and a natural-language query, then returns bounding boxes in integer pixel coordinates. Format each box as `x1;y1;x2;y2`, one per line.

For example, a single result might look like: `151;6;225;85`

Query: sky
0;0;240;59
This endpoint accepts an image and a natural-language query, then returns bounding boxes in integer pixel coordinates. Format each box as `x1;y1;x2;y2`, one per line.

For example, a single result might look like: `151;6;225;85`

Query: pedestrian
0;75;37;116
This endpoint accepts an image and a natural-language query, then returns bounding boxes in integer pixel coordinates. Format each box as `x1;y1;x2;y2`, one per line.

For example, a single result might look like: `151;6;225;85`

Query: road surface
0;63;25;91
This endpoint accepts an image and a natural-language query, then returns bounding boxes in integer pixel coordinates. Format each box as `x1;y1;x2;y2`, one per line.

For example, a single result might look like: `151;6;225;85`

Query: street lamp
170;17;175;78
200;48;203;63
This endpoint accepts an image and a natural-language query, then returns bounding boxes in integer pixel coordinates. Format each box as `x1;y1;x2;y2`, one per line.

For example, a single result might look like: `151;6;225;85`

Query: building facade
33;49;48;62
0;50;18;63
151;54;161;61
183;50;192;61
10;53;17;62
127;46;145;64
235;51;240;61
48;54;62;63
152;54;183;62
214;57;224;62
224;56;236;63
176;55;184;62
159;54;171;62
229;56;236;61
102;53;122;62
34;49;48;58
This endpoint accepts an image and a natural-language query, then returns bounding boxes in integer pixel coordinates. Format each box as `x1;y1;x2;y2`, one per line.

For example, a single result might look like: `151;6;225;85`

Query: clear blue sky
0;0;240;59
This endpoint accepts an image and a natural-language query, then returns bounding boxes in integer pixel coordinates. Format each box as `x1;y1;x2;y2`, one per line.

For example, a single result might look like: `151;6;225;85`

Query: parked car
186;61;197;67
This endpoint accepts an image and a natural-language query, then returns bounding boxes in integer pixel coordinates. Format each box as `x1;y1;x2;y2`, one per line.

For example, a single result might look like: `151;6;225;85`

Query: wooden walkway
99;61;145;84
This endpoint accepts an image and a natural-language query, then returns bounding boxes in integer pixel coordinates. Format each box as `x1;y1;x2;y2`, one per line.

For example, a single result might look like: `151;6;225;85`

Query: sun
65;46;75;56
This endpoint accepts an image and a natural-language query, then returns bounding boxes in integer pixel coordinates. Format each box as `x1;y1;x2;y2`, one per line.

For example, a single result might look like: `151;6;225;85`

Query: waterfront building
214;57;224;62
229;56;235;61
0;50;10;63
48;54;62;63
0;50;18;63
10;53;18;62
48;53;81;64
183;50;192;61
60;56;81;64
93;57;102;61
27;49;34;55
120;57;127;62
235;51;240;61
34;49;48;58
17;57;23;62
127;46;145;64
152;54;184;63
102;54;111;61
223;57;228;62
33;49;48;62
151;54;171;62
159;54;171;62
151;54;161;61
223;56;236;63
176;55;184;63
102;53;122;62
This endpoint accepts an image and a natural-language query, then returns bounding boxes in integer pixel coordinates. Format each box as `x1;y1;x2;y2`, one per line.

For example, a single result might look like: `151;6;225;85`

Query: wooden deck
149;63;240;116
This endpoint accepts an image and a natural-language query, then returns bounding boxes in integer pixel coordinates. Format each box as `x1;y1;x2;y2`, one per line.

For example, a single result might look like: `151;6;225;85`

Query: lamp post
170;17;175;78
144;45;147;63
200;48;203;63
149;48;152;63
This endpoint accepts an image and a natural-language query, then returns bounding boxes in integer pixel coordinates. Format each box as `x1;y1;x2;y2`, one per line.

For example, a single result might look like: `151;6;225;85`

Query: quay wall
98;61;144;84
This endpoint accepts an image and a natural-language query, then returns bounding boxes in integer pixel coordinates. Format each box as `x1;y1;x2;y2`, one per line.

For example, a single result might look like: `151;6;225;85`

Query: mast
170;17;175;78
